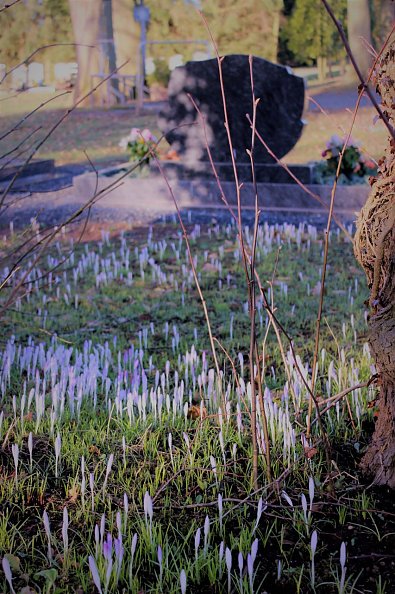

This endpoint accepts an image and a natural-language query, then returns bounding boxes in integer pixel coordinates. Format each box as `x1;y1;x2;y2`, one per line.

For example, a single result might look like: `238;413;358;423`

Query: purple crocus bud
251;538;259;564
180;569;187;594
116;511;122;536
114;535;124;578
103;536;112;562
226;547;232;594
157;545;163;582
247;553;254;591
311;530;318;555
238;551;243;574
62;507;69;554
340;542;346;569
218;493;223;530
123;493;129;521
218;541;225;579
2;556;16;594
114;536;123;560
309;476;315;510
225;547;232;572
203;515;210;555
219;541;224;563
100;514;105;546
194;528;201;560
131;533;138;560
144;491;153;524
105;557;113;592
89;555;103;594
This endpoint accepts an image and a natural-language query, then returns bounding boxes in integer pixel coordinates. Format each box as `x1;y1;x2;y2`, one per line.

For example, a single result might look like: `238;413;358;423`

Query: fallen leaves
67;484;80;504
187;404;207;420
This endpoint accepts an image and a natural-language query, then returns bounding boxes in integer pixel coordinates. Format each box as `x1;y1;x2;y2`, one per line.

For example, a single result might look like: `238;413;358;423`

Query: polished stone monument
158;54;310;182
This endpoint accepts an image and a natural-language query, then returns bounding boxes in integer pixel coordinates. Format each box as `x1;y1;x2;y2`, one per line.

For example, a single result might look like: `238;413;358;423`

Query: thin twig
0;62;128;209
306;19;393;438
0;0;20;13
200;10;261;488
0;91;71;142
246;115;351;240
148;147;223;409
248;55;271;483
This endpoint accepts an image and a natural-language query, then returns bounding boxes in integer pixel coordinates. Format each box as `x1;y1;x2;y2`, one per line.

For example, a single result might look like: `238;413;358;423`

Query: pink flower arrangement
119;127;158;163
320;134;376;182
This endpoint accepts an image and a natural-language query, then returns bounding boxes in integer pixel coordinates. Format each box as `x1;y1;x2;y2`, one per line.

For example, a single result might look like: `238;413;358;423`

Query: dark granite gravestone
158;55;305;169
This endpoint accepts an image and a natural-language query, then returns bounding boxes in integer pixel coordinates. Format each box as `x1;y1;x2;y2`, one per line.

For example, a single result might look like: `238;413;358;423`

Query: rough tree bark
102;0;120;101
68;0;103;105
112;0;140;77
354;38;395;487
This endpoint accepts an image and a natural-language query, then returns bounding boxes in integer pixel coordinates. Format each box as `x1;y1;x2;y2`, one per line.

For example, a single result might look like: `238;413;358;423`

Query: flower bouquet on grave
315;134;377;185
119;127;158;175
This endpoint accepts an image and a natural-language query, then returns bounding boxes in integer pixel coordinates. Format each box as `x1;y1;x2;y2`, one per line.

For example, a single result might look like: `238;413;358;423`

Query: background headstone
192;51;211;62
11;64;28;90
28;62;44;86
158;54;305;165
145;57;155;76
54;62;78;84
168;54;184;71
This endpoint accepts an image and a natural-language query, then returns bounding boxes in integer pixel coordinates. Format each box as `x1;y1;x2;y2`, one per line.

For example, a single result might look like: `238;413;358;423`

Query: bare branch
0;61;128;210
0;0;21;13
0;91;71;142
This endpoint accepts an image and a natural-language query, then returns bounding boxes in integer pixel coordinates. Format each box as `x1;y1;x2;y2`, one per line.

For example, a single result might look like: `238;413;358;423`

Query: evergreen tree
282;0;346;77
145;0;202;61
145;0;283;63
201;0;283;62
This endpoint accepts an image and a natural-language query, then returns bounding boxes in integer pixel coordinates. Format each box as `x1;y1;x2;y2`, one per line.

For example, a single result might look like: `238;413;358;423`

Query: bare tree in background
102;0;120;100
112;0;140;77
347;0;373;77
68;0;102;103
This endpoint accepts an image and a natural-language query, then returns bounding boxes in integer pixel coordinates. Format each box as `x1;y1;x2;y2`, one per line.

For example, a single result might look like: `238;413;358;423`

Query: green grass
0;87;387;168
0;218;393;594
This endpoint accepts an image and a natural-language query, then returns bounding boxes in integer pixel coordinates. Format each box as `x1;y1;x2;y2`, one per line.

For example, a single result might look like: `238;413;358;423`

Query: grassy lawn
0;87;387;169
0;217;393;594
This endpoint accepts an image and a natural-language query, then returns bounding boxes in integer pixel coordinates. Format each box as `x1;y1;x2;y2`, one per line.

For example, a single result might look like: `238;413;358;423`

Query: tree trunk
112;0;140;76
102;0;120;102
354;38;395;487
317;56;327;82
347;0;373;79
68;0;104;105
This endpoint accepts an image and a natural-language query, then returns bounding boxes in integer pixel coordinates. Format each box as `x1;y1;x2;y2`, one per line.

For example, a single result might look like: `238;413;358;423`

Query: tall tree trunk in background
69;0;103;105
354;38;395;487
347;0;373;78
101;0;120;103
112;0;140;78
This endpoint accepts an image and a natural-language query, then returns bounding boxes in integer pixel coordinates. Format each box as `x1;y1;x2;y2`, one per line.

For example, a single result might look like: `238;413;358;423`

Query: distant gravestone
168;54;184;71
158;54;305;165
28;62;44;86
54;62;78;84
11;64;28;90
